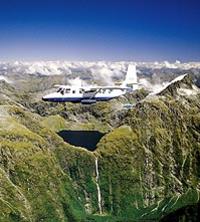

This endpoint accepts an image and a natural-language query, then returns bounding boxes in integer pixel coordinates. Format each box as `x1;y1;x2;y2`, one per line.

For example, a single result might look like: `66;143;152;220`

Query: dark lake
57;130;105;151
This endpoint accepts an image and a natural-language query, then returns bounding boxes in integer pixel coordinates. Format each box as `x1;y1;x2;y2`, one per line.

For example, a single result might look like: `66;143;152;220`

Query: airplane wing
54;85;132;92
84;86;131;91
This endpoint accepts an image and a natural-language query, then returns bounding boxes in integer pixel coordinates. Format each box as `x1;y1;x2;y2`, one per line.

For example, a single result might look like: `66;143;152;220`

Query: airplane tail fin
122;64;138;89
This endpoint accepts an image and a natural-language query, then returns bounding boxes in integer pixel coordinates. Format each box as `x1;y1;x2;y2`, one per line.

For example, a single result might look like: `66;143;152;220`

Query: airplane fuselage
42;87;129;103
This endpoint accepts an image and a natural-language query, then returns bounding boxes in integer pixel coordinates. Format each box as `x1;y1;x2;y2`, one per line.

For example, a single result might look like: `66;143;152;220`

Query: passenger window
72;90;76;94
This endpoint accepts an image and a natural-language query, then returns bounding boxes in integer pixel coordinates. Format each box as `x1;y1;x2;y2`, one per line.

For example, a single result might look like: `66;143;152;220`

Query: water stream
95;157;102;214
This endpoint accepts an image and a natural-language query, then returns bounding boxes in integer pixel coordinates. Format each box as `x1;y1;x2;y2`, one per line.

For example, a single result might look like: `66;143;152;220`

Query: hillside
0;74;199;221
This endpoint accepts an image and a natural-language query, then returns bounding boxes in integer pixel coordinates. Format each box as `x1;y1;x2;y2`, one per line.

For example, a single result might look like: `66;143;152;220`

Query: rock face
96;94;200;220
0;105;87;221
158;74;199;97
0;74;199;221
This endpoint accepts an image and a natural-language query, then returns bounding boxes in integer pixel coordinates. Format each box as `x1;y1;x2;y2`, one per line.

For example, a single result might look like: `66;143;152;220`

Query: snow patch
0;76;11;83
178;86;199;96
148;74;188;96
170;74;187;84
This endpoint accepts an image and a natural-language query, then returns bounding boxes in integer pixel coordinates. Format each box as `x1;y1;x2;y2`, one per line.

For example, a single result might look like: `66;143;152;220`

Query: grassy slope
0;76;200;221
0;105;87;221
94;94;200;220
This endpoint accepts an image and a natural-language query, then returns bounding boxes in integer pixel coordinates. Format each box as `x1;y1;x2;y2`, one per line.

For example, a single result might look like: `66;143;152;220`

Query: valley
0;63;200;221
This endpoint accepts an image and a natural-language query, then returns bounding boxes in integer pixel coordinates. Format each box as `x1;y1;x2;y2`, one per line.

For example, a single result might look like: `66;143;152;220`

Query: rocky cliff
0;74;199;221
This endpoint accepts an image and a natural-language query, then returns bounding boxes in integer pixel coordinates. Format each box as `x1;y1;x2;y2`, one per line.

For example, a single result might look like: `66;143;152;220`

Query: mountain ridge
0;72;199;221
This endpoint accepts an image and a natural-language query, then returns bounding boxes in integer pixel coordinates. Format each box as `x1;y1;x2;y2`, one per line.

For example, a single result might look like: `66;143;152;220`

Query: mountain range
0;62;200;222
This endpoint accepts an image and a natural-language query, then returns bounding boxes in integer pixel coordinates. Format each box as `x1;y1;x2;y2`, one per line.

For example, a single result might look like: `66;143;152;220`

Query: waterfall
95;157;103;214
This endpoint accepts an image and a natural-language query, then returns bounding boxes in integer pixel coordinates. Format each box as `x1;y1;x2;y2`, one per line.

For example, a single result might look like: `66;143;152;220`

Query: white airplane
42;64;138;104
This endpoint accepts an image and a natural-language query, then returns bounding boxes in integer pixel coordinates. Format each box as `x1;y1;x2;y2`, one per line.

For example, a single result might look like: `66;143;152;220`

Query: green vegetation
0;106;86;221
0;74;200;221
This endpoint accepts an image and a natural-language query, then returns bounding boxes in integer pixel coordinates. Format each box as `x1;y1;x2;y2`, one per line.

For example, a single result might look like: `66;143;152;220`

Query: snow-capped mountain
0;61;200;77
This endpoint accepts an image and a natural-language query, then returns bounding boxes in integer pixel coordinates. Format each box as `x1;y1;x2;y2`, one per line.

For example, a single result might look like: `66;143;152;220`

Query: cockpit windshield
57;87;71;94
57;88;65;95
57;88;62;93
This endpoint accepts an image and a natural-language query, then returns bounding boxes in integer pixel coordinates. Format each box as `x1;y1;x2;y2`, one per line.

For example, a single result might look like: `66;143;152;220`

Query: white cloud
0;60;199;90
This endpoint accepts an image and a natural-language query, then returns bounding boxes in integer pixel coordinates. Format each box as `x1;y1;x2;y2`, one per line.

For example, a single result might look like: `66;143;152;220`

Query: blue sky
0;0;199;61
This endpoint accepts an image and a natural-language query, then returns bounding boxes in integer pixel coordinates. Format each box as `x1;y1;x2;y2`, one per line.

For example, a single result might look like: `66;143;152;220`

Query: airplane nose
42;96;48;101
